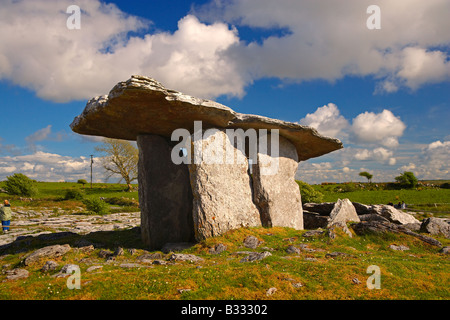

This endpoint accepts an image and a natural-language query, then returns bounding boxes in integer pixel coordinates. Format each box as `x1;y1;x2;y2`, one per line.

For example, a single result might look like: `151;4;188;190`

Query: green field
311;183;450;218
1;180;449;217
0;180;449;300
315;186;449;205
0;181;139;214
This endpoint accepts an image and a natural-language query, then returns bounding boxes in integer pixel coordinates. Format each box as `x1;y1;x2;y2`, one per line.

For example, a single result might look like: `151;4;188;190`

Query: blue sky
0;0;449;184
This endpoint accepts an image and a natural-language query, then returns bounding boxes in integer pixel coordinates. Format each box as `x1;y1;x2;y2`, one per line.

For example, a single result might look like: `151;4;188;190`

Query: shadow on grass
0;227;148;258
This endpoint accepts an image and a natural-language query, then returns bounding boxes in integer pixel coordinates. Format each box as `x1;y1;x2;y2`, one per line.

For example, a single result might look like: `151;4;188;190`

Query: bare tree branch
95;138;139;191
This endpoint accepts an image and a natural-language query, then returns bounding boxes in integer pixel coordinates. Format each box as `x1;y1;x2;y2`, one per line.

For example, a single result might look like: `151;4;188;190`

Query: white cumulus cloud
0;1;243;102
299;103;349;139
196;0;450;93
351;110;406;147
1;0;449;103
0;152;97;182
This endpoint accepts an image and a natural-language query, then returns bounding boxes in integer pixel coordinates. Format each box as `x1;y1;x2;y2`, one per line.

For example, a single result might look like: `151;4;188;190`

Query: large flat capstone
70;75;343;161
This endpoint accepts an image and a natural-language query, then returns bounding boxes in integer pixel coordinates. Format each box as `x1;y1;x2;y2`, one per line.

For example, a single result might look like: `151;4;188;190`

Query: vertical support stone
137;135;194;250
252;133;303;229
188;129;262;240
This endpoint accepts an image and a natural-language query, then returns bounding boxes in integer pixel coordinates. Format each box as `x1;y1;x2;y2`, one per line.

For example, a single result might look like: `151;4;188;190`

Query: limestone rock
41;260;59;272
266;287;277;296
420;217;450;238
358;213;390;223
252;134;303;229
5;268;29;281
286;245;301;254
389;244;410;251
53;264;80;278
439;246;450;254
352;221;442;247
209;243;227;254
302;229;325;238
138;135;195;250
168;253;204;263
239;251;272;263
23;244;71;266
351;202;375;215
303;211;328;229
243;235;262;249
327;222;354;239
70;75;343;162
302;202;335;215
376;205;420;225
188;129;261;241
328;199;360;226
86;266;103;273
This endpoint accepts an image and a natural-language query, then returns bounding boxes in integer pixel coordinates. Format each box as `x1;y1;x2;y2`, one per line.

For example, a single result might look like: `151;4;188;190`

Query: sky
0;0;449;184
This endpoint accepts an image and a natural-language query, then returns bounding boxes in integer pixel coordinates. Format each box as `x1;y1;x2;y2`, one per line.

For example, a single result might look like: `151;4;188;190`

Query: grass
0;180;449;300
3;181;449;216
0;182;139;214
317;188;450;205
0;226;448;300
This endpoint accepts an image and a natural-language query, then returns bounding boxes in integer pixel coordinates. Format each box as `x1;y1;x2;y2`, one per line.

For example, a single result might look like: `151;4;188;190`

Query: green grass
0;226;448;300
0;181;449;300
316;187;450;205
0;182;139;214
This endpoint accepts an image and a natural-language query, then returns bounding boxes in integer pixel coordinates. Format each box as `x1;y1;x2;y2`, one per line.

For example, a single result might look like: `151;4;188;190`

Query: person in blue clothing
0;200;12;233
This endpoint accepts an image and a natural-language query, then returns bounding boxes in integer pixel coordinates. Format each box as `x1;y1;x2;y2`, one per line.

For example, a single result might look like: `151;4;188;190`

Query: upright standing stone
137;135;194;250
252;133;303;229
188;129;262;240
328;199;360;226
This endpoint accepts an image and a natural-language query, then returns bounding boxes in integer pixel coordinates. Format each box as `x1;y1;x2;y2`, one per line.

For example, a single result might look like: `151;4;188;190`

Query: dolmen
71;75;343;250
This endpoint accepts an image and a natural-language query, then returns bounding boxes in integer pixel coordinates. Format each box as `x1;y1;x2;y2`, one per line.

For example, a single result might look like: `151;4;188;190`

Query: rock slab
328;199;360;225
23;244;71;266
420;217;450;238
252;134;303;229
137;135;195;250
188;129;262;240
70;75;343;162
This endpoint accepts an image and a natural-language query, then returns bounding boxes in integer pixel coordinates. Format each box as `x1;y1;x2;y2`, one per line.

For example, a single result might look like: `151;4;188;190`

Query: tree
395;171;418;189
95;138;138;191
3;173;38;197
359;171;373;183
296;180;324;203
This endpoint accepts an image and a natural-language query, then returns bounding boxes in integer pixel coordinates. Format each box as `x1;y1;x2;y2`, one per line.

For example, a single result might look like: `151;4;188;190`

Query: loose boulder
376;205;420;225
327;199;360;226
5;269;29;281
23;244;71;266
420;217;450;238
